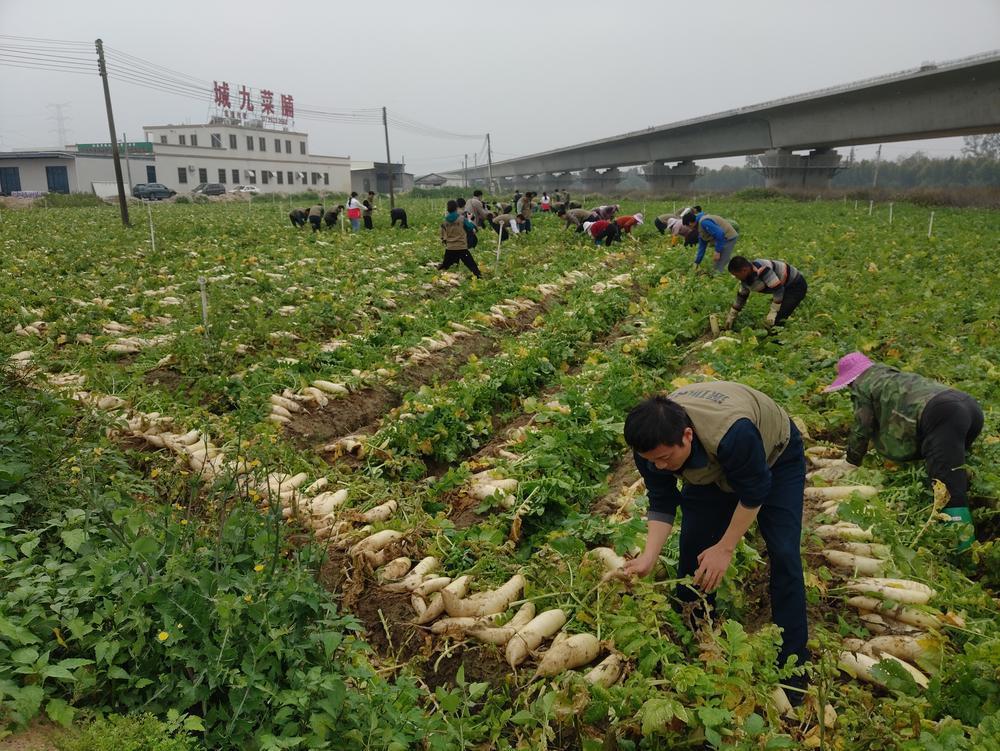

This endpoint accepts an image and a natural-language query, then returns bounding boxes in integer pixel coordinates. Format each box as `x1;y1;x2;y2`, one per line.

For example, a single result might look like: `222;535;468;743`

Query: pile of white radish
14;321;48;337
266;380;351;426
105;333;175;355
466;470;518;509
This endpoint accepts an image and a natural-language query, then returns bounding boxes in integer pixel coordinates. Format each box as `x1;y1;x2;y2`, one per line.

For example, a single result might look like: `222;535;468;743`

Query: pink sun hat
824;352;875;392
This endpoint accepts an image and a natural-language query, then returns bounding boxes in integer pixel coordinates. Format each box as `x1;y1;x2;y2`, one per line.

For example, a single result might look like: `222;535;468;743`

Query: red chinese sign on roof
212;81;293;125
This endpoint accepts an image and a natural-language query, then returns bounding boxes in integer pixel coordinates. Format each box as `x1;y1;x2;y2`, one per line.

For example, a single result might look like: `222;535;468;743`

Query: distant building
350;161;413;194
0;147;154;195
143;120;350;193
414;172;466;189
0;117;351;196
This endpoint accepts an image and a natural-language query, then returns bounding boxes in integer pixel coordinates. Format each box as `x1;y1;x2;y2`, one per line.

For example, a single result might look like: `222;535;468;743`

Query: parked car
234;185;259;194
132;183;176;200
192;183;226;196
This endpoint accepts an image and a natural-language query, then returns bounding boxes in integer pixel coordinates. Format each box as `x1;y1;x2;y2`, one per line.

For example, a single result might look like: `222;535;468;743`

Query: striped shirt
733;259;802;311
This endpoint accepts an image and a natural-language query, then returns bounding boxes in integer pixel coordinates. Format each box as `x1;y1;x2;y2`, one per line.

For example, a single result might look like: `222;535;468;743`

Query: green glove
943;506;975;553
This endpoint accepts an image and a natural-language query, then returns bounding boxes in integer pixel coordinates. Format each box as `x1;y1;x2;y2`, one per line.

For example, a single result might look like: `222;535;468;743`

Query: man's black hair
728;256;753;273
473;189;483;196
446;199;458;212
456;197;467;207
681;212;697;226
623;396;692;452
692;205;702;213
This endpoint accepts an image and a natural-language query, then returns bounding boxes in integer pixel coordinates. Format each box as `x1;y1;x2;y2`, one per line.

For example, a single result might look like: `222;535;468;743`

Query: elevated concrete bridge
467;51;1000;191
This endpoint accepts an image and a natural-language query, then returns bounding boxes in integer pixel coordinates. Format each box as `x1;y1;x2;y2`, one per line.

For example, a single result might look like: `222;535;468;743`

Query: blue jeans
350;218;361;232
675;421;808;669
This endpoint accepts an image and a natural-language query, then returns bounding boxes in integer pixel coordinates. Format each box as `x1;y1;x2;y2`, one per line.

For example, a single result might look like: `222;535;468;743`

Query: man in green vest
623;382;809;700
823;352;983;551
682;210;740;273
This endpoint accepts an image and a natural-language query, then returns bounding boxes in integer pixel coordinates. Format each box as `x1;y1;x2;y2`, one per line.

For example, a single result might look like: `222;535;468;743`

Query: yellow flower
70;466;81;474
254;564;265;573
243;594;253;603
157;631;169;642
151;468;161;478
180;519;188;525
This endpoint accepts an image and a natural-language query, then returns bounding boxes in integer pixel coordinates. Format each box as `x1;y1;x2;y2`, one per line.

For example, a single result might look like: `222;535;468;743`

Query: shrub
55;713;195;751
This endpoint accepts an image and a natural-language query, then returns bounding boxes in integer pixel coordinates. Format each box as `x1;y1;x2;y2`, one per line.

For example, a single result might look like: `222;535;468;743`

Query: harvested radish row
352;499;398;524
846;596;939;630
845;578;935;606
814;522;874;541
442;574;525;618
862;635;940;666
821;550;886;575
804;485;878;501
836;542;892;559
349;529;403;558
838;650;929;689
384;557;440;594
506;609;567;668
533;632;601;679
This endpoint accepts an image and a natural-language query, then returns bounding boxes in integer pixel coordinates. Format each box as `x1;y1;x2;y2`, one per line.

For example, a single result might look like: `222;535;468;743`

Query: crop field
1;195;998;750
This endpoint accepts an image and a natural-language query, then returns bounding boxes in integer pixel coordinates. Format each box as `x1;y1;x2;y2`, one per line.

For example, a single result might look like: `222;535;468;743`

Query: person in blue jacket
622;383;809;703
682;210;740;273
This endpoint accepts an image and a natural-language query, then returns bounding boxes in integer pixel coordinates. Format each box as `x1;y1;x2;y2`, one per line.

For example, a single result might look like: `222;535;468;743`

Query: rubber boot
944;506;975;553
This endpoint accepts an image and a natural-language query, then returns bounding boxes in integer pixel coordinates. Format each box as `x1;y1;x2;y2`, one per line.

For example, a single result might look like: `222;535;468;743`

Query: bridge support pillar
579;167;622;194
643;160;698;193
759;148;842;189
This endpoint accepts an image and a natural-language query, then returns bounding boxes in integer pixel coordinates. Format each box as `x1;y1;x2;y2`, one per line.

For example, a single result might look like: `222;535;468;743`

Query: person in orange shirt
615;213;644;235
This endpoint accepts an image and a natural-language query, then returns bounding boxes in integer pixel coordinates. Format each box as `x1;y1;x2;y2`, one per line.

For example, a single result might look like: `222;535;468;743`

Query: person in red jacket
584;219;621;246
615;213;644;234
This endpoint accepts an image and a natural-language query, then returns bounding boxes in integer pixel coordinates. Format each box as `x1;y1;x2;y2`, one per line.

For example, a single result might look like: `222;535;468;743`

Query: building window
232;168;239;183
247;170;256;185
178;134;186;145
211;133;222;148
198;168;208;183
259;137;266;151
218;168;226;183
262;170;269;185
274;138;281;152
287;170;293;185
229;134;237;149
190;134;198;147
299;141;305;155
178;167;188;184
160;135;167;144
285;139;291;153
311;172;317;185
276;171;283;185
246;136;254;151
324;173;329;185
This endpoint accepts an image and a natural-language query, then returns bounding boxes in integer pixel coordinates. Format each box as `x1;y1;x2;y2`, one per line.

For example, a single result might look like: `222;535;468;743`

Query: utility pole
464;154;468;188
486;132;494;195
872;144;882;189
122;131;133;189
381;106;395;210
95;39;130;228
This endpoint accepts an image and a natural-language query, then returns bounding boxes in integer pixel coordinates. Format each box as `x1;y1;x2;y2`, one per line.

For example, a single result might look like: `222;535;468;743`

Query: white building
143;119;350;193
0;118;351;196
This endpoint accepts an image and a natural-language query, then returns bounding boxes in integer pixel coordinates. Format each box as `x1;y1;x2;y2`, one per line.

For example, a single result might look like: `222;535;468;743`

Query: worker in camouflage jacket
824;353;983;551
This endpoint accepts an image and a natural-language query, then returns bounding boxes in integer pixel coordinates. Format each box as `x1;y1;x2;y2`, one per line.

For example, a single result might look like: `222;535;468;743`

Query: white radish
385;557;440;594
354;499;397;523
505;609;567;668
414;576;470;625
770;686;794;716
349;529;402;557
821;550;886;575
302;386;329;407
863;635;939;665
842;638;867;652
413;577;453;598
297;489;349;518
267;414;291;425
839;650;928;689
586;547;627;582
379;557;412;582
534;633;601;678
312;380;349;395
430;613;503;637
304;477;329;496
837;542;891;559
845;596;940;630
845;578;935;605
410;595;427;618
270;404;293;419
467;601;536;645
442;574;525;618
585;653;624;688
805;485;878;501
269;394;301;413
814;522;873;541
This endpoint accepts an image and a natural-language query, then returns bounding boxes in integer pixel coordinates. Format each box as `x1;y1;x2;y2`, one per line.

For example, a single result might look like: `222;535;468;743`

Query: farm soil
0;721;59;751
143;365;184;392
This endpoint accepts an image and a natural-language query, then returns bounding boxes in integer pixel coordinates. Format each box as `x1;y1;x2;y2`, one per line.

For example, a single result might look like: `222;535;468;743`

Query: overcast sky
1;0;998;173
